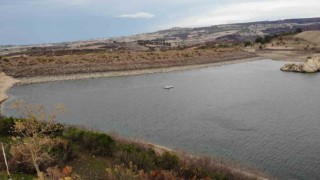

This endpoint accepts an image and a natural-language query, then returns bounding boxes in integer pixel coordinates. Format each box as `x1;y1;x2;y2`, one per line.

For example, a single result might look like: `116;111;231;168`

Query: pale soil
0;72;19;105
256;49;320;62
295;31;320;45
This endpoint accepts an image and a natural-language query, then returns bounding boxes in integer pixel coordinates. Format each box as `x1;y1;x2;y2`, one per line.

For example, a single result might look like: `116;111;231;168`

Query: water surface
3;60;320;179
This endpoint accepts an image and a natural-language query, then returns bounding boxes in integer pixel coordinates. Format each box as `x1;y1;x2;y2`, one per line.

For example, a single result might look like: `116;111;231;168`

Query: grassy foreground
0;115;264;180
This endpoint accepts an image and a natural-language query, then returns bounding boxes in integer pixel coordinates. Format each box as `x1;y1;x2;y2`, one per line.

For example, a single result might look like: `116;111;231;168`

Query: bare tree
10;100;66;180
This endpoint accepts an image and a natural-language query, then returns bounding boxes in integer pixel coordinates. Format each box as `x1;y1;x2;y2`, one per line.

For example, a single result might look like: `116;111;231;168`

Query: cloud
160;0;320;29
115;12;155;19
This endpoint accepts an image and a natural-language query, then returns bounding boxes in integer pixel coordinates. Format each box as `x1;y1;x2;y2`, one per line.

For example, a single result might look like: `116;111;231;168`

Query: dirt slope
295;31;320;46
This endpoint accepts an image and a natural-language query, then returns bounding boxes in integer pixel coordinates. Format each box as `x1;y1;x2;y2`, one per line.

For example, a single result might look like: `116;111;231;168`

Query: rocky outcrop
280;56;320;73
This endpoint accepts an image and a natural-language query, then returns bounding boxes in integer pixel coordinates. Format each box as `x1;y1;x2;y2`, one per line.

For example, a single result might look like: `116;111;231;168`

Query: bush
50;139;74;162
0;116;15;136
115;144;158;171
264;35;272;43
295;27;303;33
255;36;273;44
158;152;179;170
63;127;115;156
244;41;253;47
9;137;70;174
106;163;182;180
255;36;264;44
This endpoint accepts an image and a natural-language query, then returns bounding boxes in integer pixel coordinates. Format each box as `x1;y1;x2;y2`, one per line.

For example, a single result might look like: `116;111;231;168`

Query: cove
2;60;320;179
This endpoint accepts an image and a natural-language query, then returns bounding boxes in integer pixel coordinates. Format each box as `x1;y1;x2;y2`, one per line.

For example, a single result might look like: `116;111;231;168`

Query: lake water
2;60;320;179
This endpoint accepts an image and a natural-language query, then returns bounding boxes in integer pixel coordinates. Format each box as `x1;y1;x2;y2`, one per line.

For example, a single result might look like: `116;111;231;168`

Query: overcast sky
1;0;320;45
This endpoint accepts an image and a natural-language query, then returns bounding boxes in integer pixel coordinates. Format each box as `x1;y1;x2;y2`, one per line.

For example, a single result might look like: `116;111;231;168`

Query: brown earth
0;47;256;78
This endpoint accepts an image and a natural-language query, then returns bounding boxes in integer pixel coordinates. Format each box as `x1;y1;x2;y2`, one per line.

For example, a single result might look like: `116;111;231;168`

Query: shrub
106;163;182;180
9;137;69;174
50;139;74;162
114;144;158;171
295;27;303;33
158;152;180;170
264;35;272;43
255;36;265;44
63;127;115;156
106;163;140;180
244;41;253;47
0;116;15;136
63;127;85;142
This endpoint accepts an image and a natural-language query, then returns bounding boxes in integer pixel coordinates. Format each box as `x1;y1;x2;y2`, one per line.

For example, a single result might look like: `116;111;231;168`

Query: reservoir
2;60;320;179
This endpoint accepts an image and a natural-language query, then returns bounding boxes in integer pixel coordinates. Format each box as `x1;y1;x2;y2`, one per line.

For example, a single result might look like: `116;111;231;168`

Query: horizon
1;0;320;45
1;16;318;47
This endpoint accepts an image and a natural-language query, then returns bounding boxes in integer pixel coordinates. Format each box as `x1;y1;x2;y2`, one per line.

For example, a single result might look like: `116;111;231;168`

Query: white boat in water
163;85;174;89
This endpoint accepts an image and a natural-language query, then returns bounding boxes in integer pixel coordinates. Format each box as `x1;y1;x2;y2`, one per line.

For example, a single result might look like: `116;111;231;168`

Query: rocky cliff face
280;57;320;73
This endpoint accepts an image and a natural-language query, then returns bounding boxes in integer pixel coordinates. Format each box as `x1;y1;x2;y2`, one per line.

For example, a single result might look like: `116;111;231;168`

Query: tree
255;36;265;44
255;35;273;45
264;35;272;43
243;41;253;47
10;100;66;180
295;27;303;33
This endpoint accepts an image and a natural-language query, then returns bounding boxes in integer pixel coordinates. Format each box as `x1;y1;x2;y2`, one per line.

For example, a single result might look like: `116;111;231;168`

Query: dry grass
0;48;255;78
295;31;320;46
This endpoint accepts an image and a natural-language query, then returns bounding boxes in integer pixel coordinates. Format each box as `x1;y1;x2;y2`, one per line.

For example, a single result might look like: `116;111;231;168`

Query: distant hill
1;17;320;55
121;17;320;46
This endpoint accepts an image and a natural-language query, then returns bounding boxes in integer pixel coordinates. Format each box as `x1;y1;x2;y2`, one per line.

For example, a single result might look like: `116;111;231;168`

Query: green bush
63;127;115;156
179;163;226;180
295;27;303;33
158;152;180;170
50;139;74;162
115;144;158;171
115;144;180;172
244;41;253;47
63;127;85;142
84;132;115;156
0;116;15;136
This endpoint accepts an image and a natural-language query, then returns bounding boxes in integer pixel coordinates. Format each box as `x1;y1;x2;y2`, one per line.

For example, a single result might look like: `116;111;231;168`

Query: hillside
0;47;256;78
295;31;320;46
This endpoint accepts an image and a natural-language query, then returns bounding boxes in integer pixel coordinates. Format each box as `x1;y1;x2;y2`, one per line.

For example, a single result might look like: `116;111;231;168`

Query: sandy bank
0;72;20;105
18;57;261;85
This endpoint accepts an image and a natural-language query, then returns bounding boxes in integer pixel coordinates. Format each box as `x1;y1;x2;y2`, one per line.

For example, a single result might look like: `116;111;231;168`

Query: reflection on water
3;60;320;179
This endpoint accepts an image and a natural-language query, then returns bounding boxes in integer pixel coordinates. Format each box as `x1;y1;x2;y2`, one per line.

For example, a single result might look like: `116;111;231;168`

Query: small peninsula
281;56;320;73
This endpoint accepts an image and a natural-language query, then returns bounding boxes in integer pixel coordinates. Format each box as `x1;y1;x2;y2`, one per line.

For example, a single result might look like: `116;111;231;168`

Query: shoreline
115;136;268;180
0;57;269;179
0;72;20;105
1;57;261;108
17;57;262;85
